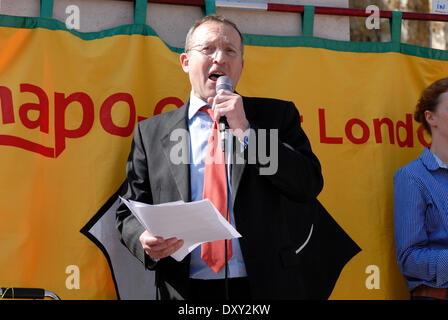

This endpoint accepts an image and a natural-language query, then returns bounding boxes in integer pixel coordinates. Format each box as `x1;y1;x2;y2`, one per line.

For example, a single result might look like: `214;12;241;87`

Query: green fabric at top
40;0;53;19
204;0;216;16
0;11;447;61
302;6;315;37
390;11;402;45
134;0;147;25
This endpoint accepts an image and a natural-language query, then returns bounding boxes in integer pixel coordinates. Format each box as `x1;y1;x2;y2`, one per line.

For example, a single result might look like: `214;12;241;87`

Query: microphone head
216;76;233;93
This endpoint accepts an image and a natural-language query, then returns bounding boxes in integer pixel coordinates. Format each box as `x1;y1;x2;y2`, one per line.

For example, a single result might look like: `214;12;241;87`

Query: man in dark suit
116;14;360;300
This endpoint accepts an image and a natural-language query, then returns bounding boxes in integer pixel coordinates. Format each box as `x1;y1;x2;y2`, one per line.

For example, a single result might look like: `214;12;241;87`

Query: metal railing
0;287;60;300
115;0;448;22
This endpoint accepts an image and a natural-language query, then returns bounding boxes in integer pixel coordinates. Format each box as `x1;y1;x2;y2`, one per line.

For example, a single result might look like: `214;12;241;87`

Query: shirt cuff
237;126;250;148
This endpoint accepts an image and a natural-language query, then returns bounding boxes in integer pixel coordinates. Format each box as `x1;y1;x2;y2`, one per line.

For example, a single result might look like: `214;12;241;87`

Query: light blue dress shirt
187;93;248;279
394;147;448;292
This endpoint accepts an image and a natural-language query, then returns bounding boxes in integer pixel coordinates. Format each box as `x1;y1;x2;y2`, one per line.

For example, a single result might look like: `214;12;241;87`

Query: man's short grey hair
184;14;244;55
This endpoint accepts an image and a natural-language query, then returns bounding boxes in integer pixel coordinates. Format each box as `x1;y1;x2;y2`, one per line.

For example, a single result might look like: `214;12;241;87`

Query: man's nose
212;48;226;63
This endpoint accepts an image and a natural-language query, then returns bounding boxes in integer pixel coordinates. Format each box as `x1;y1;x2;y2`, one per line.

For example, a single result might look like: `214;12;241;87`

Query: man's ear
180;53;189;73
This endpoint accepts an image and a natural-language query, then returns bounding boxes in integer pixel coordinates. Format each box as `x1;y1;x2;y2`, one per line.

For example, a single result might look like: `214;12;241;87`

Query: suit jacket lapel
157;97;254;206
160;102;191;203
231;97;256;206
231;135;245;206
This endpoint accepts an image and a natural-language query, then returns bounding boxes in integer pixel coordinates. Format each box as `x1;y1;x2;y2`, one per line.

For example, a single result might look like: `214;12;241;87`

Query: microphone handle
219;117;228;153
219;116;229;132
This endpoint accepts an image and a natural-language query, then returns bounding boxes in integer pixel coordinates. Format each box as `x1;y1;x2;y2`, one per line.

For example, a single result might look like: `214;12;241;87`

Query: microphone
216;76;232;133
215;75;232;300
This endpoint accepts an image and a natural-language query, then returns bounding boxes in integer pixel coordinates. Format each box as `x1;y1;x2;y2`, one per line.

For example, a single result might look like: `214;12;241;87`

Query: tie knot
199;105;214;119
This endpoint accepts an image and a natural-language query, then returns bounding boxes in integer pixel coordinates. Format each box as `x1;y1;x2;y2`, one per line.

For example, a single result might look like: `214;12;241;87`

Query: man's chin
203;91;217;102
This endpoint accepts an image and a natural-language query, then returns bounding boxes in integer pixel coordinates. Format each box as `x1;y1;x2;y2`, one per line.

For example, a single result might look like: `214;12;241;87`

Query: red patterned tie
199;106;232;273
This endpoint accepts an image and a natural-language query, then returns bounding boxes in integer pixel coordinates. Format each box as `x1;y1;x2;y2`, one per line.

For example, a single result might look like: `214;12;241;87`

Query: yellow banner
0;21;447;299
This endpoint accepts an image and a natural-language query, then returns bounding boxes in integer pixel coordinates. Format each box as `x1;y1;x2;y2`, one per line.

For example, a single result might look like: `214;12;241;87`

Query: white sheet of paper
119;197;242;261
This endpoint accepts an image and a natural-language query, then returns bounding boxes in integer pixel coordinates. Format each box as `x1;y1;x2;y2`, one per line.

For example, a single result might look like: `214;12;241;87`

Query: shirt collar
420;147;448;171
187;92;209;120
433;152;448;169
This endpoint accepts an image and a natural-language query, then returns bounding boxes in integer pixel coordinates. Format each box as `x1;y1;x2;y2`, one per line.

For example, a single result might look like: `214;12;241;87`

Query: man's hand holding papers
120;197;242;261
139;230;184;260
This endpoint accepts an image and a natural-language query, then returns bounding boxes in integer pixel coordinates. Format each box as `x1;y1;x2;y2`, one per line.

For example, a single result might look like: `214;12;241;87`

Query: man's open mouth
208;72;225;81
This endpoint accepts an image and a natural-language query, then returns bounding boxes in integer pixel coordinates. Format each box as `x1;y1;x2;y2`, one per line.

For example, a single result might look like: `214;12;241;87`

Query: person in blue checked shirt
394;77;448;300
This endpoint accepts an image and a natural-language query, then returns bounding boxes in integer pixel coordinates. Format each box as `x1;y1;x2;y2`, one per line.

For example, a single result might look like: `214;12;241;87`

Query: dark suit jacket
116;96;360;300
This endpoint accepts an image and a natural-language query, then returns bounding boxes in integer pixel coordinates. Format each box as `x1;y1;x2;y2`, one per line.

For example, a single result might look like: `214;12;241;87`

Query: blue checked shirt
394;147;448;292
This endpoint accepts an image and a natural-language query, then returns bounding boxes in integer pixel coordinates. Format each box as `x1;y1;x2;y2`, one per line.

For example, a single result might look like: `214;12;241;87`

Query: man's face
180;21;244;102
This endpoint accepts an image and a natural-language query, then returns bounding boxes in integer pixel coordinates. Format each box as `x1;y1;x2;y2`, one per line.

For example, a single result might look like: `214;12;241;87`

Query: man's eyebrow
218;41;240;50
192;41;211;47
198;38;238;46
191;39;241;51
226;42;239;48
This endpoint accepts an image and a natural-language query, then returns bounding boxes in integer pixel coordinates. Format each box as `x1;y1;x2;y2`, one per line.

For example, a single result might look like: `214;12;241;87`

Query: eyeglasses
187;44;241;58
